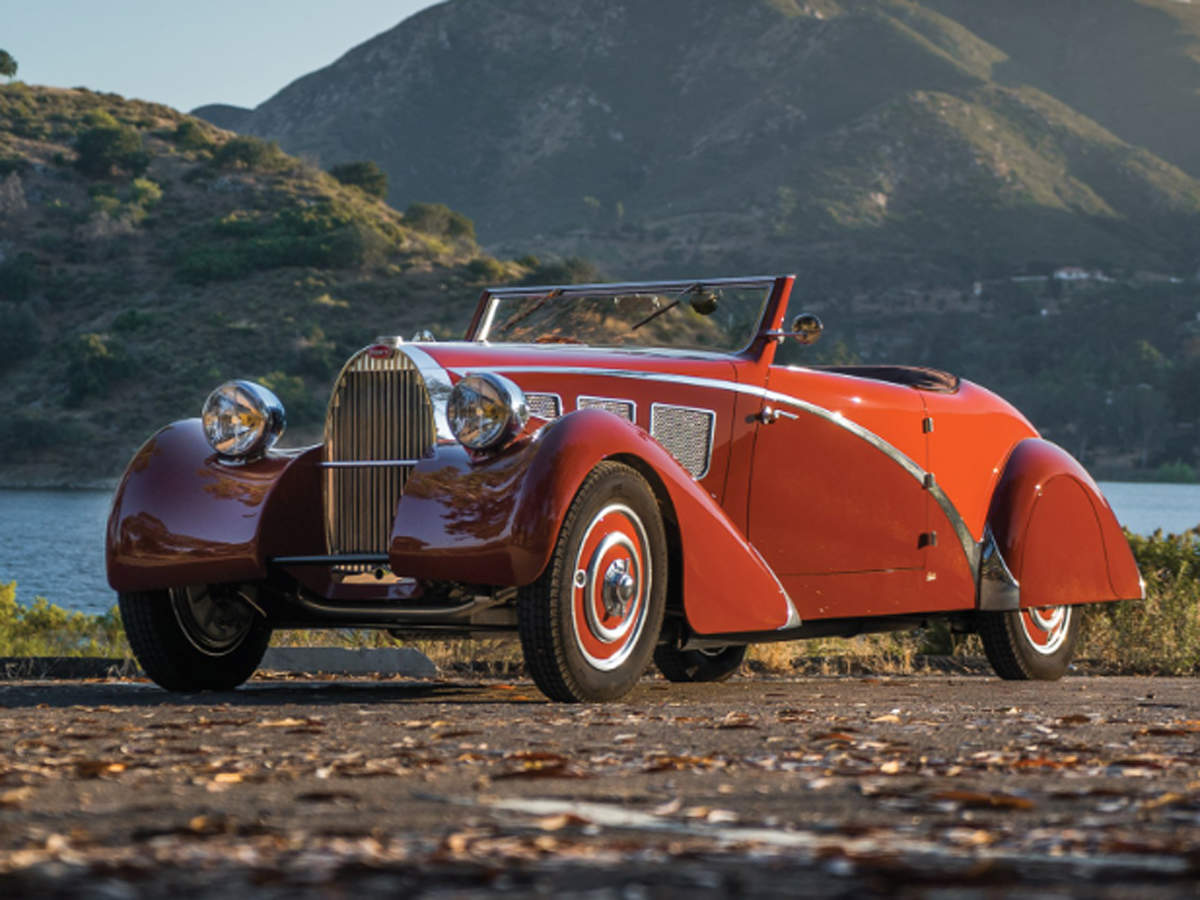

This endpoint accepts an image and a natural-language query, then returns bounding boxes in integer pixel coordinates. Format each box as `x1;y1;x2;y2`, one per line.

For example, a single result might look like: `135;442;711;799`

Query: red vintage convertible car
107;275;1142;701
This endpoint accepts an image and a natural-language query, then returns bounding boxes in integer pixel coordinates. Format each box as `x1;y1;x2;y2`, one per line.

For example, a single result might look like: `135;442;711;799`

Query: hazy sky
2;0;443;112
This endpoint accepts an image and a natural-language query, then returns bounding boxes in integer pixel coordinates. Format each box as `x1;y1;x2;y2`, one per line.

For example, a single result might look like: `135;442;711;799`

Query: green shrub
90;193;121;217
1152;460;1199;484
0;50;17;80
0;582;126;657
173;119;211;151
466;256;507;283
130;177;162;207
1080;529;1200;673
75;122;149;177
404;201;475;241
178;201;393;284
329;160;388;198
66;332;130;405
213;135;286;171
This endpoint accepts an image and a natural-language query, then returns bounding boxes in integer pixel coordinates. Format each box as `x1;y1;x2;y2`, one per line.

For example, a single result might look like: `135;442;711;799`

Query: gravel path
2;674;1199;897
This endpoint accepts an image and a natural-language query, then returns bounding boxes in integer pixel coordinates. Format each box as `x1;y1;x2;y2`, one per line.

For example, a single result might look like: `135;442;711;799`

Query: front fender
985;438;1141;608
389;409;795;634
106;419;323;593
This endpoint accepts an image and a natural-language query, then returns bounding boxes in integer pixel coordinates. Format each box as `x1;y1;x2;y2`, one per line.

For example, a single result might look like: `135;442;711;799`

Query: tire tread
517;461;664;702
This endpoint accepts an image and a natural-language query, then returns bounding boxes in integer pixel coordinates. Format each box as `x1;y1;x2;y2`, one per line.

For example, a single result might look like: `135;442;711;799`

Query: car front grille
323;347;435;572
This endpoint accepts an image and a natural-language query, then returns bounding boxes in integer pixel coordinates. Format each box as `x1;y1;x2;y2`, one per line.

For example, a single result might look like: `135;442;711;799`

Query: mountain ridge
197;0;1200;283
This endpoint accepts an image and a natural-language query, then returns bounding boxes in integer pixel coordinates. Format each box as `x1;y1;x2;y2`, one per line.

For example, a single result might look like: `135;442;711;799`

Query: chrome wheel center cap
602;558;636;618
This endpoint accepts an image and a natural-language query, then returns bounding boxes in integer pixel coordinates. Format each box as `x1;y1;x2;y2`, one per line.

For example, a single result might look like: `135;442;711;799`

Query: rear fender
106;419;323;593
983;438;1141;609
389;409;795;633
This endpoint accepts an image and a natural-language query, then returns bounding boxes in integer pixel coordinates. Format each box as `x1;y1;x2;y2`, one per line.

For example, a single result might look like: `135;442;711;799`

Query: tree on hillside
329;161;388;199
0;50;16;80
75;123;149;178
404;201;475;241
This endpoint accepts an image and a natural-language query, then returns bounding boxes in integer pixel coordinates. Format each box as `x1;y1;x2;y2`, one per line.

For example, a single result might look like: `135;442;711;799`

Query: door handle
757;405;798;424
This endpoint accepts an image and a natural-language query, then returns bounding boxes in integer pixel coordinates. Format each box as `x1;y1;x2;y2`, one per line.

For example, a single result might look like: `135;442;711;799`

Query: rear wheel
979;605;1079;680
119;584;272;691
654;644;747;683
518;462;667;702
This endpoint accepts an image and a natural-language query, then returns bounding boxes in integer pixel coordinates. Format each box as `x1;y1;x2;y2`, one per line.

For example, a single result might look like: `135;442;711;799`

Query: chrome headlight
201;380;286;460
447;373;529;451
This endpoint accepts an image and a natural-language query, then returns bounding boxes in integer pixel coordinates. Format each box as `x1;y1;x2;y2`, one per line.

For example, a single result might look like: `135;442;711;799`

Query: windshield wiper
629;282;702;332
493;288;563;336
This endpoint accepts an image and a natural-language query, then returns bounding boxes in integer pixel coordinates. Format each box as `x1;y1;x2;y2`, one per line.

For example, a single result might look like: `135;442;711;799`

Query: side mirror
764;313;824;345
790;313;823;345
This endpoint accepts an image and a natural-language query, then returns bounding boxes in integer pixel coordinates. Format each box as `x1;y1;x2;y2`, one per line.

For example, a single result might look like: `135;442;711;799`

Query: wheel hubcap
570;503;650;672
171;585;256;657
1019;604;1072;656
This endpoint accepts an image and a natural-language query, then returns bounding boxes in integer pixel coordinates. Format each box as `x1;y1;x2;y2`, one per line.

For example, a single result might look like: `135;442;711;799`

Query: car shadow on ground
0;678;563;709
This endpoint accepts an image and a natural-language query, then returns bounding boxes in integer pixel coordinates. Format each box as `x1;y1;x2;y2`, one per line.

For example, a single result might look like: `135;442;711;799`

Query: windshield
477;283;773;353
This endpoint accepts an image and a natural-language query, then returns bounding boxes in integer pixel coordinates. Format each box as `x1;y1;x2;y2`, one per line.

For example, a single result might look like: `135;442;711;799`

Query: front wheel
654;644;747;683
978;604;1080;680
518;462;667;702
119;584;272;691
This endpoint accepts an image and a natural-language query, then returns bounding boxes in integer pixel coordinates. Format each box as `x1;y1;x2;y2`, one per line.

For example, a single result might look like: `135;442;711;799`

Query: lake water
1;482;1198;615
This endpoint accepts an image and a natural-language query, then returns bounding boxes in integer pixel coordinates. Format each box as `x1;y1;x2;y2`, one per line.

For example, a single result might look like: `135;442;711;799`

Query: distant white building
1053;266;1091;281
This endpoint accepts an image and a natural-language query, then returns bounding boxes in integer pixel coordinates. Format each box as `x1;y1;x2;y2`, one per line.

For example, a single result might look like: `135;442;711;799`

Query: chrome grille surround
650;403;715;478
526;392;562;420
578;395;635;421
323;346;435;574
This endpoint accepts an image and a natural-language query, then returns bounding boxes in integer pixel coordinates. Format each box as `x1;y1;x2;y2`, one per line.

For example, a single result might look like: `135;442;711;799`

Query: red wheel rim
569;503;650;672
1019;604;1071;655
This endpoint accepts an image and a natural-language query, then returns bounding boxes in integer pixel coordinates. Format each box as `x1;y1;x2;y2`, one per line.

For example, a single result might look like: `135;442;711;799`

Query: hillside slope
219;0;1200;281
0;85;516;485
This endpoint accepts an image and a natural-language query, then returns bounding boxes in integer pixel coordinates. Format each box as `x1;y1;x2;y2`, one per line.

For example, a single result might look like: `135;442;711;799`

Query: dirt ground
2;673;1200;898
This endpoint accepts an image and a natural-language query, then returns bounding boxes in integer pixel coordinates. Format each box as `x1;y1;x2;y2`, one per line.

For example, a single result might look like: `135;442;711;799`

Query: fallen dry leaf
74;760;126;778
934;789;1035;811
535;813;591;831
0;787;34;808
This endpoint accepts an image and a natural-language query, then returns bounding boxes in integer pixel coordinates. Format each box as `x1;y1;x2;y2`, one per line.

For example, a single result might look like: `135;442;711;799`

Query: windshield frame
465;275;793;359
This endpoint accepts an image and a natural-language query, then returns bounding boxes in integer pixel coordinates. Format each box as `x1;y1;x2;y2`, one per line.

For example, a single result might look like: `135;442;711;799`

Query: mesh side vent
650;404;715;478
323;348;435;574
578;396;634;421
526;393;562;420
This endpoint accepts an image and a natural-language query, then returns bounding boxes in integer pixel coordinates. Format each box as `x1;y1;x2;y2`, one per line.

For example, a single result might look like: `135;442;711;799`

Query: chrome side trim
977;525;1020;611
396;344;455;442
472;365;980;571
928;482;981;574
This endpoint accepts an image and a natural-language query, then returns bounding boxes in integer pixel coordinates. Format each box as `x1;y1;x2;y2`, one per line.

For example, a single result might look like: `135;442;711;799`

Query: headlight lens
447;373;529;451
201;380;286;460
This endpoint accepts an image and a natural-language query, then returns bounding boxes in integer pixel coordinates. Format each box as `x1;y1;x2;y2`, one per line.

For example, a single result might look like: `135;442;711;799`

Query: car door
746;366;932;618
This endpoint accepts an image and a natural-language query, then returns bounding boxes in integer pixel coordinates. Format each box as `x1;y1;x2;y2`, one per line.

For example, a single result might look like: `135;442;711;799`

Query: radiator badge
367;344;395;360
